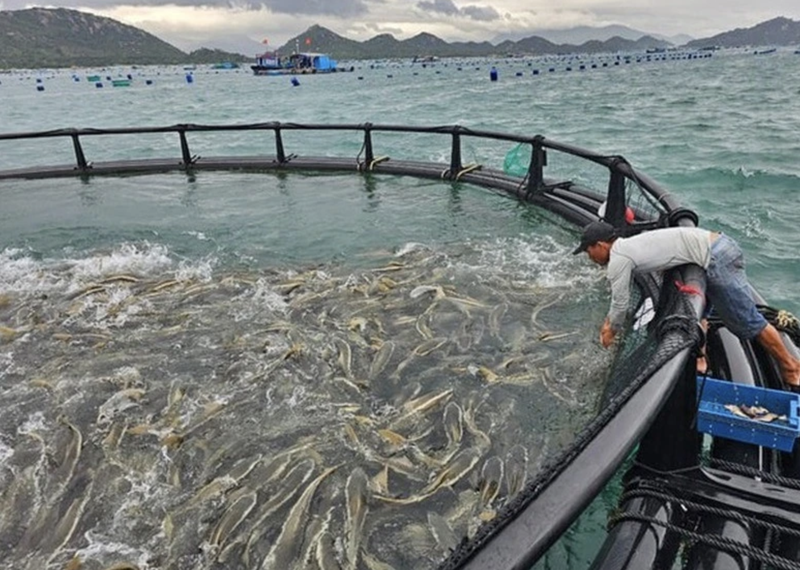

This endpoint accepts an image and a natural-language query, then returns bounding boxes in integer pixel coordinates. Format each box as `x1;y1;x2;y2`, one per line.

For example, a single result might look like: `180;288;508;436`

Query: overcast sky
3;0;799;53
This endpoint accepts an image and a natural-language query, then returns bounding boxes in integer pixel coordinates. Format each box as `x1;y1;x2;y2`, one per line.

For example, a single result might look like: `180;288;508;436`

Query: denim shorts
705;234;767;340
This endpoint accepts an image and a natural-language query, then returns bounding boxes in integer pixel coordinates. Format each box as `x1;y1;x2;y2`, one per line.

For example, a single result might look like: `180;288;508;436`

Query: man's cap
572;221;616;255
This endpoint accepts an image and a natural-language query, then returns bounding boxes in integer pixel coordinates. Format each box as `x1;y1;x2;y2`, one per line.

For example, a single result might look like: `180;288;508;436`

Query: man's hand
600;318;617;348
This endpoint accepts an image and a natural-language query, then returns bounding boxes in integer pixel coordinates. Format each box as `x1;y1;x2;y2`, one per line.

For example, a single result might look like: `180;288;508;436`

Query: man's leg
697;318;708;374
755;323;800;387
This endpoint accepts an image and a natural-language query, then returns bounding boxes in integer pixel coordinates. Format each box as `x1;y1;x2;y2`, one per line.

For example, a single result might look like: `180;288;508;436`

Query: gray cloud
416;0;499;21
0;0;369;14
416;0;460;16
461;5;499;21
255;0;368;16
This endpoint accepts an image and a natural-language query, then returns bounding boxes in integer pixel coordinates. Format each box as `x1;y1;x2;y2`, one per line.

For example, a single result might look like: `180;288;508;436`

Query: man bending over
573;221;800;389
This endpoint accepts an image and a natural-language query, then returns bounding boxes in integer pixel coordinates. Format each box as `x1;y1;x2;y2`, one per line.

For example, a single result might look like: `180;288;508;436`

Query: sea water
1;48;800;568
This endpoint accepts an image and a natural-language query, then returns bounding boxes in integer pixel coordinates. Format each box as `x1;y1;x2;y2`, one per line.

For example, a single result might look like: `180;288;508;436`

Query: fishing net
502;143;531;178
439;269;701;570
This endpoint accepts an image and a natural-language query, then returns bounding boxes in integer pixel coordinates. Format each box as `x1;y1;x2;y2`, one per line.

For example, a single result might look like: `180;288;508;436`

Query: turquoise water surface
1;48;800;569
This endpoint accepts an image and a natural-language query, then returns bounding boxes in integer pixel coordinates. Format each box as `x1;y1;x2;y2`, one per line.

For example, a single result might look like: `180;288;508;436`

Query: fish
44;473;95;565
415;312;434;340
362;551;397;570
368;340;395;380
67;284;106;301
243;458;317;566
530;292;565;330
463;399;491;451
427;511;459;553
468;364;499;383
542;367;577;406
335;338;354;379
537;331;577;342
409;285;446;299
148;279;182;294
421;447;483;496
96;388;146;425
370;464;390;496
504;444;529;497
413;337;447;356
208;489;258;552
488;302;508;339
478;456;504;507
44;415;83;504
259;464;339;569
442;401;464;448
100;274;140;285
345;467;369;569
391;389;454;432
725;404;787;423
315;530;343;570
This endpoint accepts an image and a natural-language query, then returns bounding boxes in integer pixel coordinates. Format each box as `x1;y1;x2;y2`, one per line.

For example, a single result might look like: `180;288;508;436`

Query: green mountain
0;7;247;69
276;24;673;59
684;16;800;49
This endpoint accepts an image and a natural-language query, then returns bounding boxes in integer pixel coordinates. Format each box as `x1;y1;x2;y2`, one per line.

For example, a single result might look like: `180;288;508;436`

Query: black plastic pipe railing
0;122;683;224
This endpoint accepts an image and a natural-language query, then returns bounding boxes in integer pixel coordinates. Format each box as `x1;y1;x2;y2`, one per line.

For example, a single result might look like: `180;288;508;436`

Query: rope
618;487;800;537
454;164;481;180
368;155;389;170
758;305;800;346
607;513;800;570
708;458;800;490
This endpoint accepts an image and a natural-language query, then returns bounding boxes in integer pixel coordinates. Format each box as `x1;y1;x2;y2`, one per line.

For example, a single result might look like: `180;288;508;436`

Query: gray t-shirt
607;227;714;330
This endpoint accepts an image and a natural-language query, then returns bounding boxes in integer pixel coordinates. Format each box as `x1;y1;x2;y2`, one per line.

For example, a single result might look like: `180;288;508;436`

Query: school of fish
0;243;612;570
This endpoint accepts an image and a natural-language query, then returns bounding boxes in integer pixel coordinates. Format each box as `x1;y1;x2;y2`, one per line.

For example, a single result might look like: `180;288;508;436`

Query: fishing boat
251;51;352;75
0;123;798;569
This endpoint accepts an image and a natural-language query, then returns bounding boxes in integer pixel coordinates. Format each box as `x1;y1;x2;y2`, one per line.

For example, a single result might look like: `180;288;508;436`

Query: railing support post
526;135;546;196
363;123;374;165
275;127;286;164
70;132;89;171
178;128;193;167
606;162;627;230
449;127;462;178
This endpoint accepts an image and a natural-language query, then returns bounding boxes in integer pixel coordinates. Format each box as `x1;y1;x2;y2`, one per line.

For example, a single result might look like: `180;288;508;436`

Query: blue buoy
489;67;498;81
95;82;103;88
549;67;555;73
532;69;539;75
515;71;523;77
36;85;45;91
186;73;194;83
290;77;300;86
145;79;153;85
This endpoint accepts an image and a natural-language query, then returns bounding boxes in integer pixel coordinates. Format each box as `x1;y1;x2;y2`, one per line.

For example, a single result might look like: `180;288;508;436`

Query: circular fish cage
0;123;798;570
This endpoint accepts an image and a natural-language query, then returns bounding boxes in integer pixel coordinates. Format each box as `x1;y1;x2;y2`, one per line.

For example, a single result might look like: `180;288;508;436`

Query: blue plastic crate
695;376;800;452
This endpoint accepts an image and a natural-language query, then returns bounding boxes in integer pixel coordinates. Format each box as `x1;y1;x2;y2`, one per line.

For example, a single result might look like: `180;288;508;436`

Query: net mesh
438;269;701;570
502;143;531;178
